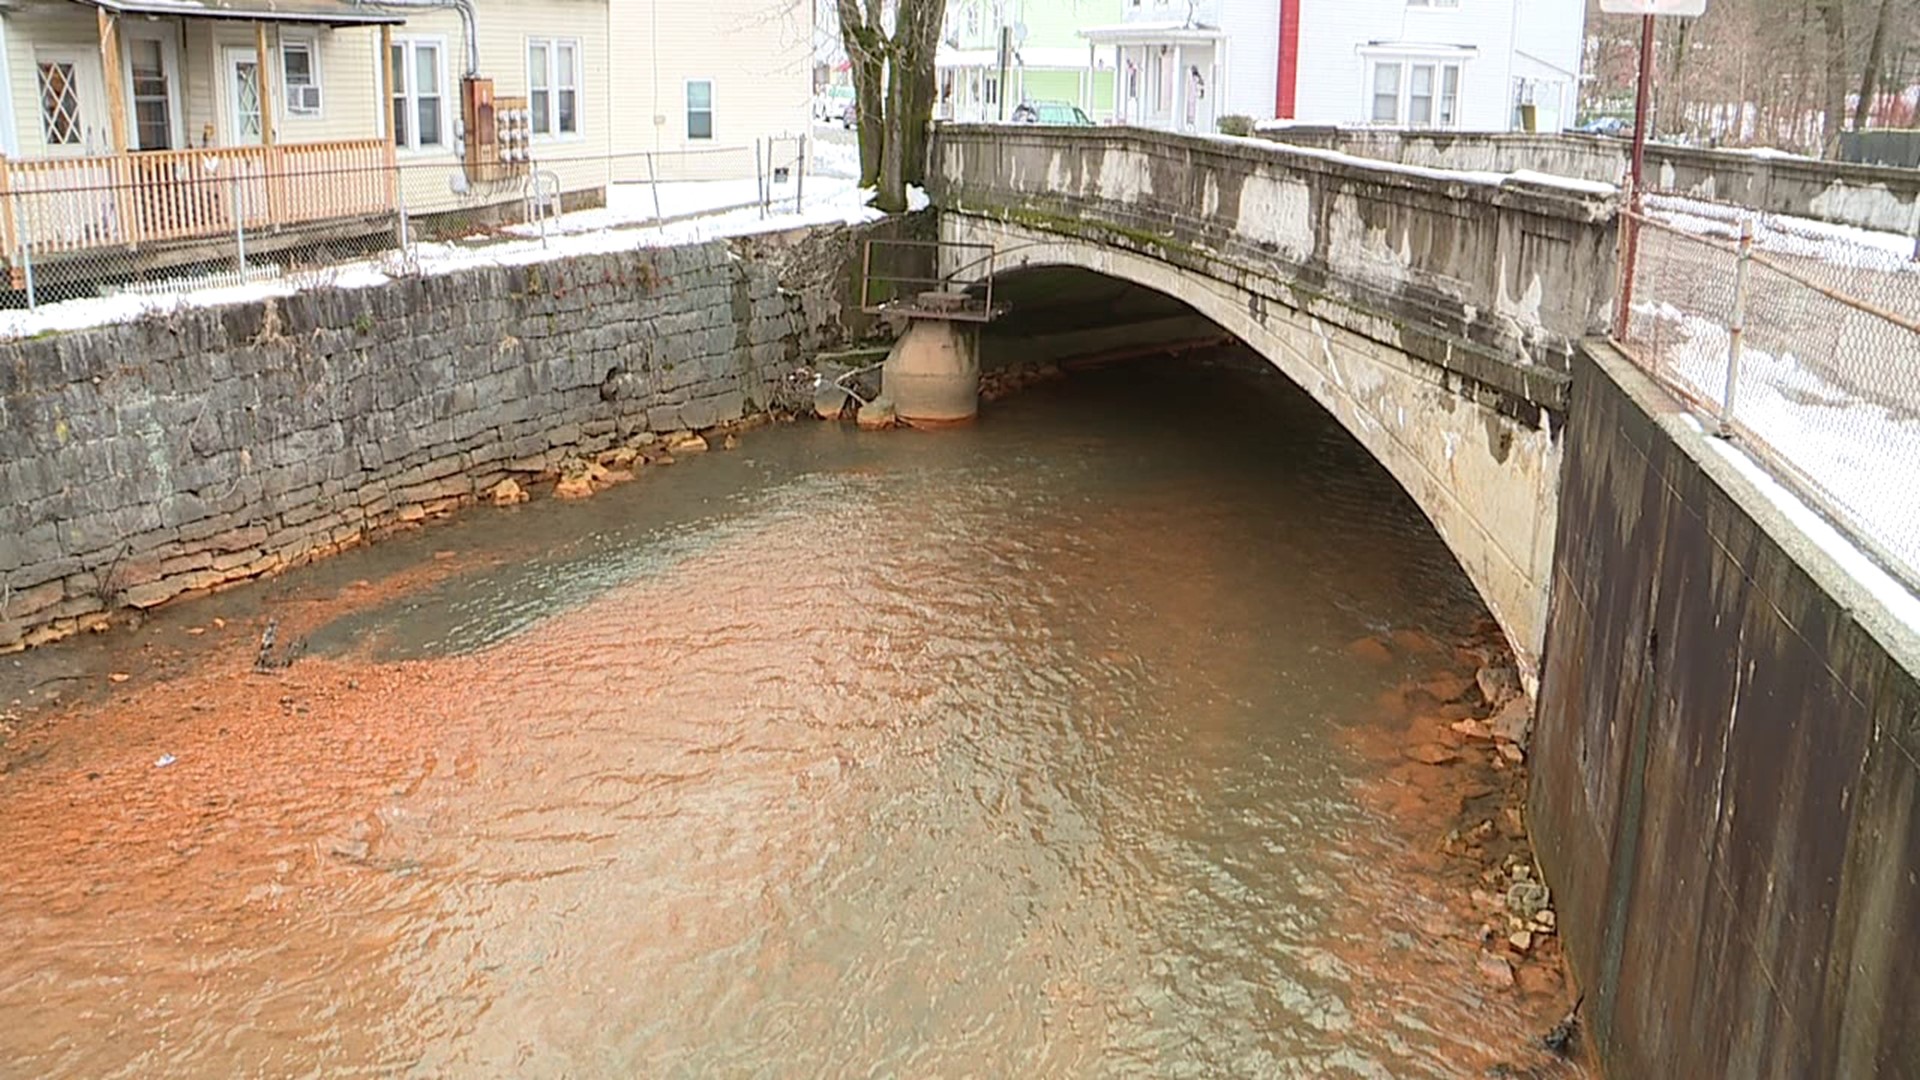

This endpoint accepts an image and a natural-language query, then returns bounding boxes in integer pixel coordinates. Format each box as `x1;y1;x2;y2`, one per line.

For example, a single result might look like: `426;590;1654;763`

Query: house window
1370;63;1401;124
282;38;321;116
984;75;998;106
129;38;173;148
686;79;713;139
1368;59;1462;128
1409;64;1435;126
389;39;445;149
528;38;580;136
37;61;82;146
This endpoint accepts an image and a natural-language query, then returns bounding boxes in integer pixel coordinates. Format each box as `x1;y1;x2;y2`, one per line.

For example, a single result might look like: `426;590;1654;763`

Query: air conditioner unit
288;85;321;114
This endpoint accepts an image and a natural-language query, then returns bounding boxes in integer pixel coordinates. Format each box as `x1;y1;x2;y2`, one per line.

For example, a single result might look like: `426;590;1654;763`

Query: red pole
1615;13;1656;339
1275;0;1301;119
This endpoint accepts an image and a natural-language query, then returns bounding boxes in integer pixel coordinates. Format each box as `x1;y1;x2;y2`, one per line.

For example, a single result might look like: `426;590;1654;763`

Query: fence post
231;171;247;280
11;195;36;311
647;152;663;224
796;132;807;213
394;166;410;254
1719;217;1755;436
756;138;767;220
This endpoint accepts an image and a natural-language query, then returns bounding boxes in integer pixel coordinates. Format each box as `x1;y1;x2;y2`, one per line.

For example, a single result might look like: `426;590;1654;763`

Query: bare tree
1852;0;1897;128
837;0;944;211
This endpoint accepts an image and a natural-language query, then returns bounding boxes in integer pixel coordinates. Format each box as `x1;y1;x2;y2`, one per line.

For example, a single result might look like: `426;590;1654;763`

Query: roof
72;0;407;26
1077;20;1224;44
937;45;1100;70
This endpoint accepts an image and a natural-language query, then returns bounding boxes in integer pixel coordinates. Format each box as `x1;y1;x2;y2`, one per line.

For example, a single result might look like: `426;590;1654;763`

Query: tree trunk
854;55;885;185
876;64;909;212
1852;0;1896;129
1814;0;1848;156
837;0;887;187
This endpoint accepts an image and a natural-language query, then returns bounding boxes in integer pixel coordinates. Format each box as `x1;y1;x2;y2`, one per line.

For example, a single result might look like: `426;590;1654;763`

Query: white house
1081;0;1585;133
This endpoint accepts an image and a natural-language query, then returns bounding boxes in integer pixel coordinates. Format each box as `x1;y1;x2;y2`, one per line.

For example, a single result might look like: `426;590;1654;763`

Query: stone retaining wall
0;225;893;651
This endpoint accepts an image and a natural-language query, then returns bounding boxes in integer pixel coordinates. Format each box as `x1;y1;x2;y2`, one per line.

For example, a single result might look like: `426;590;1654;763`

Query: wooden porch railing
0;138;397;264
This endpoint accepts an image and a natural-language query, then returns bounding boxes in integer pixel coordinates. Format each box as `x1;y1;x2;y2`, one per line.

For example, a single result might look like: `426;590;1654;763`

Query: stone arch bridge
925;125;1619;681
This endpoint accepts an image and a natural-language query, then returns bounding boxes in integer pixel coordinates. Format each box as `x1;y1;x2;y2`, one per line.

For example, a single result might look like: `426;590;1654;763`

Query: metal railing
858;238;1000;321
1614;200;1920;595
0;140;828;309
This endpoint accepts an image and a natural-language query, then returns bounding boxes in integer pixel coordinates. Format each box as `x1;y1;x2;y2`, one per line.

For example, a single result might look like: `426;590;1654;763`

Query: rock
1489;696;1533;744
1533;910;1557;932
1346;636;1394;665
1449;718;1493;740
857;396;898;431
1506;881;1551;920
598;446;640;469
491;474;529;503
722;434;739;450
1476;664;1521;707
1476;952;1515;988
88;621;110;634
667;433;709;454
1498;743;1525;763
553;474;595;500
1420;671;1475;703
814;382;852;420
108;672;130;683
1516;962;1563;997
1508;930;1534;953
1404;743;1460;765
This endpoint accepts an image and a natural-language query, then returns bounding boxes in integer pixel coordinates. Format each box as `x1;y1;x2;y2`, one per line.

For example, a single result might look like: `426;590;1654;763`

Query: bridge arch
950;215;1563;681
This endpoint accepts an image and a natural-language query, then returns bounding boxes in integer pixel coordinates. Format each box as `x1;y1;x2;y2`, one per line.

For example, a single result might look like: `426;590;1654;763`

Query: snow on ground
1644;194;1920;273
811;130;861;180
0;178;902;342
1706;438;1920;633
1640;299;1920;597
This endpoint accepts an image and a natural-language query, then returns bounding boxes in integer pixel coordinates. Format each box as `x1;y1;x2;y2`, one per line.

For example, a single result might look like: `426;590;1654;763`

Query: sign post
1600;0;1708;338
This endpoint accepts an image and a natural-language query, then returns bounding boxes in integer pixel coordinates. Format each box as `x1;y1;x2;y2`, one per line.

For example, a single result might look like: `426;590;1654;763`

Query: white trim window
389;37;446;150
527;37;580;137
1367;59;1461;128
686;78;713;140
281;35;321;117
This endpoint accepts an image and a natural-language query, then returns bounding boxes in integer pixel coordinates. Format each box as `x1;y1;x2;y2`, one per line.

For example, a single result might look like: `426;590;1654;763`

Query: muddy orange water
0;358;1587;1077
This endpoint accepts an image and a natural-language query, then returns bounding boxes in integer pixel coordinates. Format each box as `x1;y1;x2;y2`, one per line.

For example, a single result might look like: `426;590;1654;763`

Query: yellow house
607;0;812;182
0;0;613;285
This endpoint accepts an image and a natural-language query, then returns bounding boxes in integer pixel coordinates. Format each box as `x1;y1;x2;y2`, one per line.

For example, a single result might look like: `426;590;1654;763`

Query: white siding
1217;0;1278;121
608;0;812;182
1297;0;1520;129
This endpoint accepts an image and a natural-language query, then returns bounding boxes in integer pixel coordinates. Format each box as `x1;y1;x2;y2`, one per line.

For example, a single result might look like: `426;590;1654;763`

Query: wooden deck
0;139;396;279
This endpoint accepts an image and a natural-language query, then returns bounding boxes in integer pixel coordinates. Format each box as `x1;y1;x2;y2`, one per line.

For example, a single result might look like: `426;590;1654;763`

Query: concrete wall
930;124;1621;678
1258;126;1920;237
1532;341;1920;1078
0;223;896;651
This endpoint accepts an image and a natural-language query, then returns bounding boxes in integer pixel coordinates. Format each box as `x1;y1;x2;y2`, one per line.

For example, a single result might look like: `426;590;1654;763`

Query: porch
0;0;405;286
1079;23;1224;134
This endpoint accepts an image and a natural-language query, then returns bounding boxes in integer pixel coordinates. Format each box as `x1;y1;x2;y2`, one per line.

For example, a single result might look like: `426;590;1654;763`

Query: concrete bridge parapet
929;124;1620;419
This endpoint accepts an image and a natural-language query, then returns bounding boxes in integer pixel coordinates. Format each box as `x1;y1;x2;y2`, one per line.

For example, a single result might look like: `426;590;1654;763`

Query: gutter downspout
360;0;478;76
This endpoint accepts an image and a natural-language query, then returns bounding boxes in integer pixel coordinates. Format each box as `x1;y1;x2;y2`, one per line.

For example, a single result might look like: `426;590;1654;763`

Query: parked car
814;85;856;124
1011;100;1093;126
840;101;858;129
1575;116;1630;138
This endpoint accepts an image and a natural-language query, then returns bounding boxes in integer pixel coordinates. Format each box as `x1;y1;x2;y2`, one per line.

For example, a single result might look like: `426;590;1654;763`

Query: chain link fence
1;138;834;314
1616;196;1920;594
